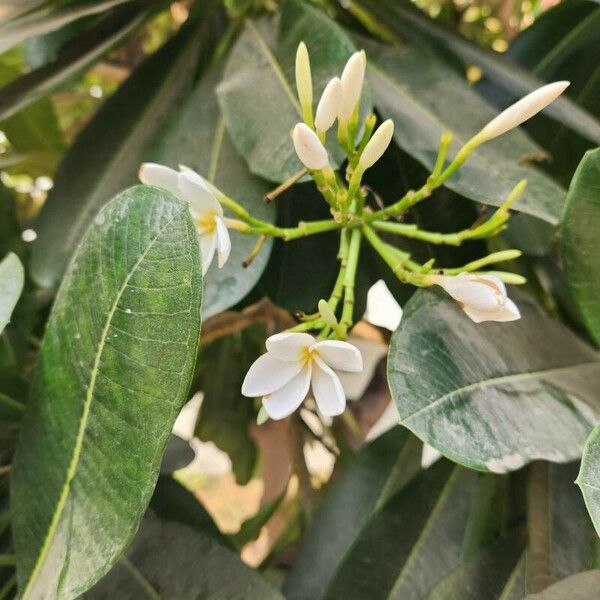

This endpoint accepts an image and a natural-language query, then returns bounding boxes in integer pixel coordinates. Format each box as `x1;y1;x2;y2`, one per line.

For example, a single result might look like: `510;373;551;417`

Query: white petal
263;364;312;420
199;231;217;276
138;163;180;197
338;50;366;120
214;216;231;268
311;357;346;417
265;332;315;361
179;170;222;215
315;77;341;132
462;297;521;323
312;340;363;372
242;353;303;397
421;443;443;469
292;123;329;170
359;119;394;169
437;273;503;311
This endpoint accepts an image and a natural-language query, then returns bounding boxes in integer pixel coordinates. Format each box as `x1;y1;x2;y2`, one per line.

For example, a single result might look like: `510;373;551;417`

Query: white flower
241;332;363;420
139;163;231;275
292;123;329;170
479;81;570;141
338;50;366;121
315;77;342;133
433;272;521;323
359;119;394;169
295;42;313;115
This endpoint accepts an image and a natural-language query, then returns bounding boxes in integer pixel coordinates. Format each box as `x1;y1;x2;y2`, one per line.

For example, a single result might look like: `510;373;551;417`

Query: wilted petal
266;332;315;361
138;163;179;197
462;297;521;323
312;357;346;417
199;231;217;276
263;364;312;420
215;217;231;268
242;353;303;397
179;170;222;215
312;340;363;372
438;273;503;311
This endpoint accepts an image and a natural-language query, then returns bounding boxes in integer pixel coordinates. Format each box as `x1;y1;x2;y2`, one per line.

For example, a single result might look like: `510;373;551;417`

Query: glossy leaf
560;148;600;346
351;0;600;145
148;68;273;318
525;571;600;599
285;427;421;599
0;253;24;334
364;37;566;224
218;0;371;182
577;425;600;537
0;5;147;121
84;519;284;599
388;290;600;473
30;1;226;288
11;186;203;599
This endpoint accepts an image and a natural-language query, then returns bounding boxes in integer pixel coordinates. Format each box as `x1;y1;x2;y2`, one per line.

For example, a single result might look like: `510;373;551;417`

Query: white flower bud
318;299;338;328
479;81;569;141
338;50;366;121
359;119;394;169
315;77;342;133
292;123;329;170
295;42;313;115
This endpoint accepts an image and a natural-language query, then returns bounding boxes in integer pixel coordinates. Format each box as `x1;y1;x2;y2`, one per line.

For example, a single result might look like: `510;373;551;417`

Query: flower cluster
137;42;568;421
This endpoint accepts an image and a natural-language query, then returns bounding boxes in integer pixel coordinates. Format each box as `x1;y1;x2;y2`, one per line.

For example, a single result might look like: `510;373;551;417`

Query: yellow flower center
195;210;217;234
300;346;319;366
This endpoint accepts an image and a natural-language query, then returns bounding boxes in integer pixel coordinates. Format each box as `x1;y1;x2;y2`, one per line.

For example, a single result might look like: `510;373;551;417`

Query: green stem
340;229;362;335
441;250;522;275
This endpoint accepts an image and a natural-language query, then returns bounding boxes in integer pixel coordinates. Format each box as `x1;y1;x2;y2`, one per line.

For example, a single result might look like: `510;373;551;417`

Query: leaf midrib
22;206;184;597
402;360;600;424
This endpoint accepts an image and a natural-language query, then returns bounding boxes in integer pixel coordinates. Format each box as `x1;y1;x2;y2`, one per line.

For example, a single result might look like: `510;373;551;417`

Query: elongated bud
318;299;338;328
292;123;329;170
359;119;394;169
338;50;366;121
295;42;313;125
315;77;342;133
479;81;569;141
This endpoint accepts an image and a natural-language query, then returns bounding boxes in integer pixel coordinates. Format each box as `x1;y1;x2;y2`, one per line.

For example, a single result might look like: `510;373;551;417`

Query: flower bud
359;119;394;169
318;299;338;328
292;123;329;170
315;77;342;133
295;42;313;121
479;81;569;141
338;50;366;121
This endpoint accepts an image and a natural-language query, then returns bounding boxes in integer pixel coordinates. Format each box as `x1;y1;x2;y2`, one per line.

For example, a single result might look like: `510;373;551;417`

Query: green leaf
231;490;285;549
0;5;148;121
84;518;284;599
364;37;566;224
560;148;600;346
285;427;421;599
11;185;203;598
388;290;600;473
217;0;371;183
350;0;600;145
0;253;24;335
577;425;600;537
159;435;195;475
525;571;600;599
30;1;226;288
148;67;273;318
0;0;137;54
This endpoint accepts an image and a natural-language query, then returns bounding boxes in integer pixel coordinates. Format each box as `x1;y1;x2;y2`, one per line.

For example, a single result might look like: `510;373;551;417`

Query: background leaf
11;185;203;598
525;571;600;599
576;425;600;538
560;148;600;347
0;253;24;334
388;290;600;472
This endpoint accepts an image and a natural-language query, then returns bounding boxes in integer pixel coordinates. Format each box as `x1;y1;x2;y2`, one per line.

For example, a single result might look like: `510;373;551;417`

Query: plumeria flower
139;163;231;275
242;332;363;420
432;272;521;323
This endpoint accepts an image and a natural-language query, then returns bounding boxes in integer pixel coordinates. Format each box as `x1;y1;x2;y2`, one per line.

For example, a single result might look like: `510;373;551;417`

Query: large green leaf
350;0;600;145
525;571;600;599
84;518;284;599
11;185;203;599
0;0;137;54
217;0;371;183
30;0;226;288
0;4;147;121
148;67;273;318
577;425;600;537
364;37;566;224
388;290;600;473
0;253;24;334
285;427;421;599
560;148;600;347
